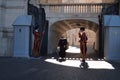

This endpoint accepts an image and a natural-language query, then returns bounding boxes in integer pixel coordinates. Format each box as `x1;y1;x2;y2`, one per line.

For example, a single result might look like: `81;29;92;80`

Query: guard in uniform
78;27;88;62
32;28;43;57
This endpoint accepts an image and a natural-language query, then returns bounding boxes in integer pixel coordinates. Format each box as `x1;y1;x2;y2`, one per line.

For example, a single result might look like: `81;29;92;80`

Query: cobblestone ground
0;56;120;80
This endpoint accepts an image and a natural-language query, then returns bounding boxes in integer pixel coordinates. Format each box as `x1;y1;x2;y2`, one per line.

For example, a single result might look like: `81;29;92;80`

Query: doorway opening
49;19;101;59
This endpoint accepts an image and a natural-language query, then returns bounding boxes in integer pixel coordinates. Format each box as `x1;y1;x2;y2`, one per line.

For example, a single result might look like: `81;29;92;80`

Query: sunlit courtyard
45;58;115;69
66;46;80;53
54;46;115;69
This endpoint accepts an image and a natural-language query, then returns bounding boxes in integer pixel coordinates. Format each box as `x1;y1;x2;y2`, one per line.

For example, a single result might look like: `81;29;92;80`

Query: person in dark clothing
58;36;68;59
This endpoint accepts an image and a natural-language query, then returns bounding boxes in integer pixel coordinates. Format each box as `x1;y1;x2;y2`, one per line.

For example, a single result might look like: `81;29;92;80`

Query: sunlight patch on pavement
87;61;115;69
45;59;115;69
66;46;80;53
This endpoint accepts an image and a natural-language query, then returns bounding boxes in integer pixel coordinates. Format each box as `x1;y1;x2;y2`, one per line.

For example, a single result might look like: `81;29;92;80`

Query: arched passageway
48;19;99;59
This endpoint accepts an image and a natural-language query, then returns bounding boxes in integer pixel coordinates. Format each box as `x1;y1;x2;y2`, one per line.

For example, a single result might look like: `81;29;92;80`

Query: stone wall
0;0;117;56
39;0;115;3
0;0;28;57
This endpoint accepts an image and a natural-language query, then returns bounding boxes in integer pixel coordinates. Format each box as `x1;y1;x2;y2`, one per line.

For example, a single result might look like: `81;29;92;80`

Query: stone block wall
39;0;115;3
0;0;28;57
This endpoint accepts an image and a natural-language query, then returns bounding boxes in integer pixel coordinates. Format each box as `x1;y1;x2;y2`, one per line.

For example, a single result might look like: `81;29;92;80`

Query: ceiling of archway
51;19;99;34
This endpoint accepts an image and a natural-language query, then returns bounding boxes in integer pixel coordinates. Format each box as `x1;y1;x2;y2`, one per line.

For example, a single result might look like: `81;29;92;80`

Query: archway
48;19;99;58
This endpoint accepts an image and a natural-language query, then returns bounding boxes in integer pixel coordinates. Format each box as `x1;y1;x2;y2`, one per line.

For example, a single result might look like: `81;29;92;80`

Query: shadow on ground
0;56;120;80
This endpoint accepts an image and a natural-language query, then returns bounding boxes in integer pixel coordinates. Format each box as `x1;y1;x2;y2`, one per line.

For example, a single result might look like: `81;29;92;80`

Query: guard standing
32;28;43;57
78;27;88;62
